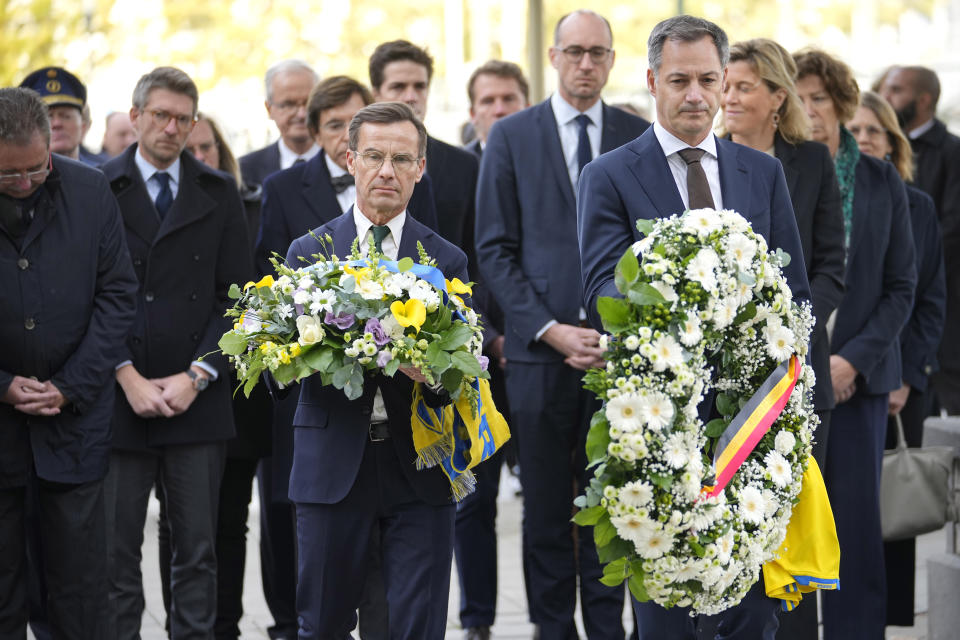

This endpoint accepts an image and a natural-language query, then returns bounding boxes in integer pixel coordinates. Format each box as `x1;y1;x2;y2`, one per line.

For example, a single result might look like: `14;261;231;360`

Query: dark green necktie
371;225;391;253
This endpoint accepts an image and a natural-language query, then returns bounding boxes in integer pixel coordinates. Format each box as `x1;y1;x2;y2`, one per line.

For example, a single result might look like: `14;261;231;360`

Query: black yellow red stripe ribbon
703;355;802;499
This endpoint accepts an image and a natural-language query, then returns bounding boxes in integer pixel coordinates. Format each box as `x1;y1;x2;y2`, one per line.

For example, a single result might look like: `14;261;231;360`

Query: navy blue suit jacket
831;155;916;395
285;211;468;506
475;100;649;363
255;150;439;277
239;141;281;186
578;128;812;330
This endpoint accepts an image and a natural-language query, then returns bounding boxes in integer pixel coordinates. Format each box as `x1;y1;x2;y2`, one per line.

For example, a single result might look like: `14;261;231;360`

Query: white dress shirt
278;138;320;170
908;118;935;140
550;92;603;195
326;153;356;214
353;206;407;422
653;121;724;211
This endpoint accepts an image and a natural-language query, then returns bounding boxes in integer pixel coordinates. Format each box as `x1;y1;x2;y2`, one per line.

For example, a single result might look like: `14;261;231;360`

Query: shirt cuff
115;360;132;371
191;361;219;381
535;319;558;342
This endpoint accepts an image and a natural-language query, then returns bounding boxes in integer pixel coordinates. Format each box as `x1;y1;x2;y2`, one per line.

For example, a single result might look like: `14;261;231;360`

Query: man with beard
880;67;960;414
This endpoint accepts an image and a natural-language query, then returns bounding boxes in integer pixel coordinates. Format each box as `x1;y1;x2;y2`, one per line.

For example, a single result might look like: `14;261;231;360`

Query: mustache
679;103;710;113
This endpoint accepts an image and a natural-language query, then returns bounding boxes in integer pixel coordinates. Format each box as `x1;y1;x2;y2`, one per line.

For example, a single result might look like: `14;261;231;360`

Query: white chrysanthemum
651;281;679;304
619;480;654;508
764;451;792;488
297;275;315;290
726;233;756;269
606;394;644;432
641;392;675;430
738;485;767;525
775;431;796;455
650;335;683;372
624;335;641;351
685;250;719;291
309;289;336;315
293;289;311;305
637;528;674;560
678;314;702;347
763;324;795;361
277;303;294;320
663;432;690;468
711;297;740;330
356;279;384;300
633;236;653;256
683;209;720;238
611;513;653;544
383;276;405;297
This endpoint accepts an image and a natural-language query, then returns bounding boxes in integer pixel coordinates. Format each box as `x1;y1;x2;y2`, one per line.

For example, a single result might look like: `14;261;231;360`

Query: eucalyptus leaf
332;363;353;388
635;218;654;236
302;347;334;373
228;283;243;300
384;357;401;377
397;257;414;272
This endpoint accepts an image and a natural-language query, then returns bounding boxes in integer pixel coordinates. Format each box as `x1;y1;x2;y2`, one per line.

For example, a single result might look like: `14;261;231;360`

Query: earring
772;112;781;129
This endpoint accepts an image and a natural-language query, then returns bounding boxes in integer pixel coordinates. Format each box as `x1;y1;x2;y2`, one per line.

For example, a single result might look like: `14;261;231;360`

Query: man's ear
346;149;357;176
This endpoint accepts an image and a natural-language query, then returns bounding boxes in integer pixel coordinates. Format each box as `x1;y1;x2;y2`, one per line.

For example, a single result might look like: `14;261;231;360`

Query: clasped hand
1;376;66;416
543;323;606;371
117;366;206;418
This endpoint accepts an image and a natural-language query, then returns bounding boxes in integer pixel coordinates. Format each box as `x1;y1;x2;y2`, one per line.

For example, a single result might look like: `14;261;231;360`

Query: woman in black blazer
720;38;846;640
849;91;946;630
793;49;916;640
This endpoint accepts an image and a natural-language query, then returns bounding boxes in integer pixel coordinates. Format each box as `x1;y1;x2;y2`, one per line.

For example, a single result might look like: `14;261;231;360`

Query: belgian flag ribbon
703;355;802;499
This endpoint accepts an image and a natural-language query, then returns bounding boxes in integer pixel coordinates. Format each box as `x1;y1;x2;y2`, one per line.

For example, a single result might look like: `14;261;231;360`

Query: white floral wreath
577;209;818;615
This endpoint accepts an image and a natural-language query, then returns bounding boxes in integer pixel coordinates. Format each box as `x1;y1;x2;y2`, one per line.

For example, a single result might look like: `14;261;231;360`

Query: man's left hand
153;368;207;415
830;355;858;403
14;380;66;416
399;366;429;384
889;383;911;415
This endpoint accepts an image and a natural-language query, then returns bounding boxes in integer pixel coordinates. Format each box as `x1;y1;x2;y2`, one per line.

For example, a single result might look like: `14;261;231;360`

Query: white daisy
637;529;674;560
726;233;756;270
678;314;702;347
605;394;644;432
309;289;336;315
738;485;767;525
642;392;675;430
356;279;384;301
685;250;719;291
683;208;720;238
611;513;653;544
619;480;653;508
663;432;690;468
764;451;792;488
763;324;795;361
650;335;683;372
650;280;679;304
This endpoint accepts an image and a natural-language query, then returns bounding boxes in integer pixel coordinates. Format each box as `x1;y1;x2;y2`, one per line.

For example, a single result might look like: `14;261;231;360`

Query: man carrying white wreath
577;15;812;640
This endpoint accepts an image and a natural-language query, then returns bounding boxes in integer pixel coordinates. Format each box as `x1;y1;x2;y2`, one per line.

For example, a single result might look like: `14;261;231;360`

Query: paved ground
49;470;943;640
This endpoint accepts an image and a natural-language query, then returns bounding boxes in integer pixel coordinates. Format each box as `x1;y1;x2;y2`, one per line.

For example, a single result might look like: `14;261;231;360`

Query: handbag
880;414;956;541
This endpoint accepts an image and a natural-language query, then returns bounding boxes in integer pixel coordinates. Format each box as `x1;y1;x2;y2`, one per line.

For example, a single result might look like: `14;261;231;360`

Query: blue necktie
154;171;173;219
575;114;593;176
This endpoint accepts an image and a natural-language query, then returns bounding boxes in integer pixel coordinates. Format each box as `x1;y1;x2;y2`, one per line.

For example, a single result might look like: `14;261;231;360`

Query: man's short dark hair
132;66;199;116
647;15;729;76
348;102;427;158
369;40;434;91
467;60;530;106
553;10;613;47
0;87;51;145
902;65;942;108
307;76;374;135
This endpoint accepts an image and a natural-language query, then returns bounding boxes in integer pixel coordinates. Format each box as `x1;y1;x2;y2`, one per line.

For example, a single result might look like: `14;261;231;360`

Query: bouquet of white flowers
577;209;819;615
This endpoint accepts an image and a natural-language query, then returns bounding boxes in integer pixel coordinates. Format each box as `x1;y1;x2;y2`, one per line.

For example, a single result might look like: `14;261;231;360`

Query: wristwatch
185;369;209;392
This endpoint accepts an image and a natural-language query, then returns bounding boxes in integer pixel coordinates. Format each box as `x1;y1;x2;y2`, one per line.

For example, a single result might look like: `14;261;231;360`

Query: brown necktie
677;148;715;209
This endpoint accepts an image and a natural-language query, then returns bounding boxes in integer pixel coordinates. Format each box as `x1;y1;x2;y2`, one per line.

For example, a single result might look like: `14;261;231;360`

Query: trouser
0;476;109;640
105;443;225;640
634;581;779;639
506;361;626;639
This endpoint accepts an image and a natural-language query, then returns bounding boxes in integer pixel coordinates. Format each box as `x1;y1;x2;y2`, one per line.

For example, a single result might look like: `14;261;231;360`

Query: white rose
296;314;326;345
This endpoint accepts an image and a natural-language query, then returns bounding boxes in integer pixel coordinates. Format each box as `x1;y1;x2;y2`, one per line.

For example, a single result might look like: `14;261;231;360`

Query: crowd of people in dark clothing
0;9;958;640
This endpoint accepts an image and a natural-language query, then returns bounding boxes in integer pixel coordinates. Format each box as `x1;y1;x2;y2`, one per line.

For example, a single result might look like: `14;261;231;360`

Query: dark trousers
0;477;109;640
821;392;888;640
634;581;779;639
105;443;225;640
454;449;503;628
883;387;930;626
257;458;299;639
294;438;455;640
506;361;626;639
158;456;260;639
775;410;831;640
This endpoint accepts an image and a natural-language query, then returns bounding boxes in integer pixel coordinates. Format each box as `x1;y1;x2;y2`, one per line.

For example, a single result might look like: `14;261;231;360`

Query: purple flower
365;318;391;346
477;355;489;371
377;350;393;368
323;311;355;330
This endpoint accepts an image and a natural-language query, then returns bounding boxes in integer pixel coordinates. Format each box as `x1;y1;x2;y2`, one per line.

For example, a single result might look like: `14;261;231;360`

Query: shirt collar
550;92;604;128
352;205;406;255
324;151;347;178
909;118;935;140
134;144;181;187
653;121;717;159
278;138;320;167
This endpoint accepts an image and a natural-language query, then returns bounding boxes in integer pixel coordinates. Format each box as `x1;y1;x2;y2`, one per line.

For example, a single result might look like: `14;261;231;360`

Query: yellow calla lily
245;274;275;290
343;265;371;282
390;299;427;333
243;281;256;290
446;277;473;296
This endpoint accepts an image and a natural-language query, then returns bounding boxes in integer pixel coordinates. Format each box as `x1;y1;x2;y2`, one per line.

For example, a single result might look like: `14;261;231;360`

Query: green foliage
597;296;633;333
586;410;611;467
218;331;248;356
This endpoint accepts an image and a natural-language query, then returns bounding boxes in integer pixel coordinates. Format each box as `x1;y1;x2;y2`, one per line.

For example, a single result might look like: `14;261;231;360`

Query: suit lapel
846;160;869;262
397;215;427;260
303;152;343;222
154;154;216;244
626;128;685;218
774;135;800;199
536;102;576;211
716;137;753;217
332;208;358;257
19;183;58;252
110;146;161;245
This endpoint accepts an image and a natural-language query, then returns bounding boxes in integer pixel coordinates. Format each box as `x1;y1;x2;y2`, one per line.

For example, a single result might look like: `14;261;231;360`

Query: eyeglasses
271;99;308;114
354;151;420;173
0;153;52;186
557;46;613;64
144;109;197;131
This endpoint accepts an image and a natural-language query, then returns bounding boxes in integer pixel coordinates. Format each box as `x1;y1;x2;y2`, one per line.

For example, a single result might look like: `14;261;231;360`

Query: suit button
24;318;35;330
145;292;155;302
191;333;199;341
193;254;200;261
132;336;141;344
17;257;28;270
133;258;142;267
190;292;198;301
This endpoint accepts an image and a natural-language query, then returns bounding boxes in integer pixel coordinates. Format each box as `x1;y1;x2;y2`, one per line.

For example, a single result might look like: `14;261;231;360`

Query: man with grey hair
475;8;649;639
0;86;137;639
285;101;467;638
577;15;809;639
239;59;320;186
101;66;251;639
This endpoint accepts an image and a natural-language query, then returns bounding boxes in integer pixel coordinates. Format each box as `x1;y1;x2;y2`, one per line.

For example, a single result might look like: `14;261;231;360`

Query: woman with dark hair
849;91;946;630
719;38;846;640
793;48;917;639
